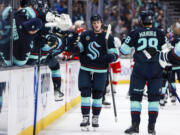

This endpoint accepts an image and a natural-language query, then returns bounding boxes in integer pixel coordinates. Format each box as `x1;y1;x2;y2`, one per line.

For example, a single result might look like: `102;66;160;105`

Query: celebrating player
120;10;167;135
68;14;118;130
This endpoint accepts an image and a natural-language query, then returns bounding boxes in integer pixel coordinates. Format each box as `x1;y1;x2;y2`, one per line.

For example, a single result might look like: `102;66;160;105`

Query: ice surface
38;84;180;135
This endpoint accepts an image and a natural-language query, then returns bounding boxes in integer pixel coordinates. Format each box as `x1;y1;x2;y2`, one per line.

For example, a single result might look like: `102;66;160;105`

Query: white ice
38;84;180;135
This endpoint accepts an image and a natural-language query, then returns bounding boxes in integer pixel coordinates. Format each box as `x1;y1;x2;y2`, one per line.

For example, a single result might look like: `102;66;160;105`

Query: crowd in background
52;0;166;40
104;0;165;40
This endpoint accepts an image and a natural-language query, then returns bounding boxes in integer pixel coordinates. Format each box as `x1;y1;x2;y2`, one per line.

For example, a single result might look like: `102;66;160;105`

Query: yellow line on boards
18;96;81;135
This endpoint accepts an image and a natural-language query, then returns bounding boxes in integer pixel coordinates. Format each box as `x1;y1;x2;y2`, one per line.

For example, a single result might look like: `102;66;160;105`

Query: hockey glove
146;47;158;56
66;33;79;47
46;34;59;49
104;53;118;64
46;12;55;22
52;27;68;38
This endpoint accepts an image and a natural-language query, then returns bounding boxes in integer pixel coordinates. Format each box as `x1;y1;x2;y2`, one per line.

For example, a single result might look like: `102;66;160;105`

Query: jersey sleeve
52;37;64;54
120;31;135;55
77;32;86;53
67;32;85;54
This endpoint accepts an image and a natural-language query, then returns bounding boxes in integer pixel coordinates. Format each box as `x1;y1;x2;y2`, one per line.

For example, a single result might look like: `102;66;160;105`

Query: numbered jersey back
125;27;167;62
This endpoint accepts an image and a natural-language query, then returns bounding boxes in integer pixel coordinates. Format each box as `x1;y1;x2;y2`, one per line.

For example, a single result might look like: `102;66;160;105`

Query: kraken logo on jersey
87;42;101;60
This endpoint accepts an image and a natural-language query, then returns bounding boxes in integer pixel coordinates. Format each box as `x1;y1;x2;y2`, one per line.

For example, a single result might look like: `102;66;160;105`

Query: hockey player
68;14;118;130
0;18;10;65
168;23;180;103
120;10;167;135
0;4;43;66
160;23;180;105
26;8;74;101
159;28;174;106
27;29;66;101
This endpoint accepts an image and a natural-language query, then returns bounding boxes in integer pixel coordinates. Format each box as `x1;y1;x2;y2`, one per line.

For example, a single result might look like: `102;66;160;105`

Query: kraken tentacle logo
87;42;101;60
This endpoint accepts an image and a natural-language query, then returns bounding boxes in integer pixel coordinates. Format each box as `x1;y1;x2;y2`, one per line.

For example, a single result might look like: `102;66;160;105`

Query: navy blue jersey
28;32;64;65
120;27;167;63
77;30;118;72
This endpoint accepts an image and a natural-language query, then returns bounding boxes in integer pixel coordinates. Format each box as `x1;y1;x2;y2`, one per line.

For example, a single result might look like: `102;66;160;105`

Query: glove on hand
104;53;117;64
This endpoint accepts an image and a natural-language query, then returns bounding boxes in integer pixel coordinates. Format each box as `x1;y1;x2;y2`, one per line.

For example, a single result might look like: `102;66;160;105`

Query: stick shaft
105;24;118;122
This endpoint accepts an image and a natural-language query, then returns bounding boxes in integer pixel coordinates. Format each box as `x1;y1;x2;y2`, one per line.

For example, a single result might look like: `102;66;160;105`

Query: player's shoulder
80;30;90;39
127;28;139;38
81;30;93;37
151;27;165;34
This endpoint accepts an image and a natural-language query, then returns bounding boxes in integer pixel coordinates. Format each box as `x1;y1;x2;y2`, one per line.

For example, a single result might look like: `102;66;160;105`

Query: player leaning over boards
68;14;118;130
120;10;168;135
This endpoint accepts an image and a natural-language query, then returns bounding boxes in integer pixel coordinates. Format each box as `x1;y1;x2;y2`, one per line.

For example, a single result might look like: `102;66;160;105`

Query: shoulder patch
86;35;90;41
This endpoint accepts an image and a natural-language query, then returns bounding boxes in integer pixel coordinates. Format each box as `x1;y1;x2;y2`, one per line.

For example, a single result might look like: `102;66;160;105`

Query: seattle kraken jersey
121;27;167;63
78;30;118;72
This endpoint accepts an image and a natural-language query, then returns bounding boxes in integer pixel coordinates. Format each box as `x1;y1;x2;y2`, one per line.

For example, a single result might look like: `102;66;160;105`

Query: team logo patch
86;35;90;41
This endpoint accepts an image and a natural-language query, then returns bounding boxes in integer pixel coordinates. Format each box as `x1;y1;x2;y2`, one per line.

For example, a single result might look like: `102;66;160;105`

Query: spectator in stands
55;0;67;14
72;3;85;23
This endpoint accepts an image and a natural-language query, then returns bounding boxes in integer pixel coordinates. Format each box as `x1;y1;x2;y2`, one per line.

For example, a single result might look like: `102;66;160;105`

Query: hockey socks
81;97;91;115
130;101;142;124
148;101;159;124
92;98;102;116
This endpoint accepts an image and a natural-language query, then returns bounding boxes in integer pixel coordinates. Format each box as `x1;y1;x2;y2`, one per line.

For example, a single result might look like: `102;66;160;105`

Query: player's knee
92;90;103;99
148;94;160;102
80;87;91;97
130;94;143;102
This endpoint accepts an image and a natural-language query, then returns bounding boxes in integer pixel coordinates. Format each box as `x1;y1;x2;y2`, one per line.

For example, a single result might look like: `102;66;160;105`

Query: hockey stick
105;24;118;122
10;0;15;66
33;46;41;135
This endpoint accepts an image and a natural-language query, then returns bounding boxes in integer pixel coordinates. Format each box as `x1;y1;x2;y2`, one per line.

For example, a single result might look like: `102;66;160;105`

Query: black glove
53;27;76;38
145;47;158;57
66;33;79;48
53;27;67;35
46;34;58;49
104;53;117;64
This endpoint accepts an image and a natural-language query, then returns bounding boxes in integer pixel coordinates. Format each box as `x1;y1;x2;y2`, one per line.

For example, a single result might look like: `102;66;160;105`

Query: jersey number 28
137;38;158;51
